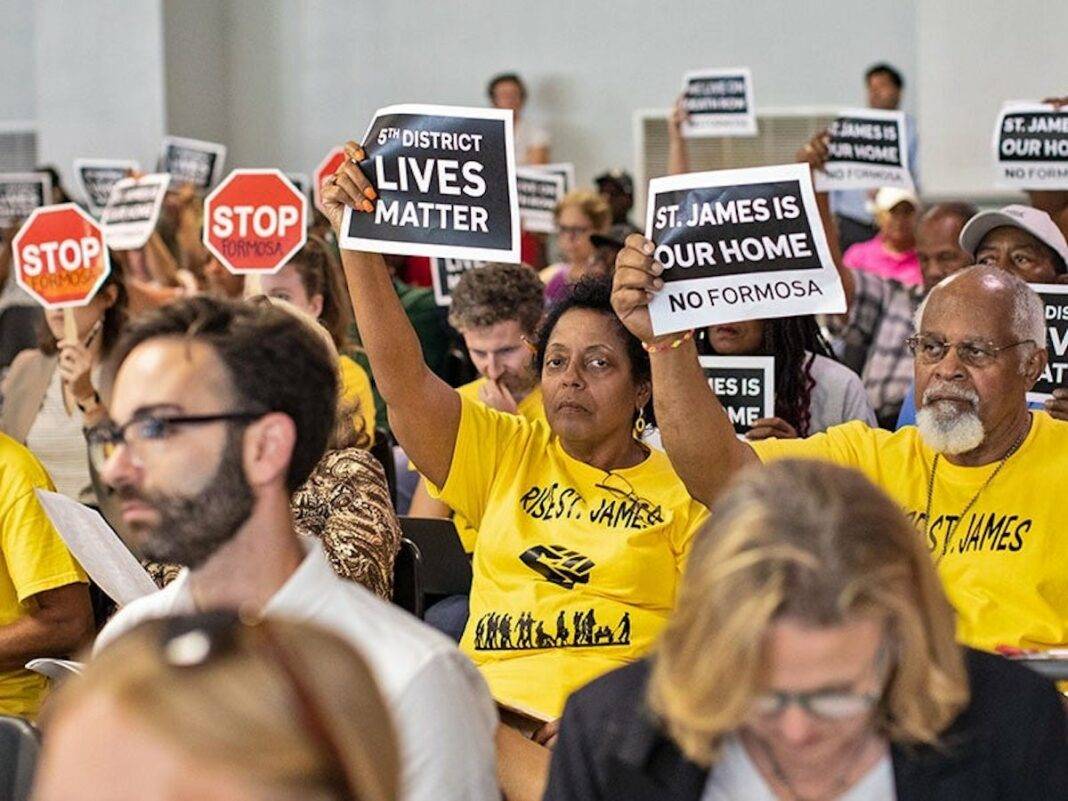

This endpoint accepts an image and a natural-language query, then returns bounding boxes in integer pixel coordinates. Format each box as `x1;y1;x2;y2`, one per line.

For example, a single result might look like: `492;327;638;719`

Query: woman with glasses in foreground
545;459;1067;801
32;612;398;801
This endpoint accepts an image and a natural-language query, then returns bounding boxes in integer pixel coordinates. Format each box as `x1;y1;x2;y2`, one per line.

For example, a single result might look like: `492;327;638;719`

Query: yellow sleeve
339;356;377;445
427;394;529;531
748;420;873;470
672;500;711;574
1;449;87;602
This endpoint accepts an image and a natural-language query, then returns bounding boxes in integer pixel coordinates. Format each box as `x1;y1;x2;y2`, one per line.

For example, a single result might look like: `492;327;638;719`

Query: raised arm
321;142;460;489
666;96;691;176
611;235;758;508
796;130;854;311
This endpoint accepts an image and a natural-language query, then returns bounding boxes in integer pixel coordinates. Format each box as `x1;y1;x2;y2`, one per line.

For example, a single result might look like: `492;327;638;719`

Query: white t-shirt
24;369;92;503
514;118;550;166
806;352;878;434
96;541;500;801
702;736;896;801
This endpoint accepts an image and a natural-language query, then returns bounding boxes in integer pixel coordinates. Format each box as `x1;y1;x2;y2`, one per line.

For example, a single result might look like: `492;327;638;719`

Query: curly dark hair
105;296;337;492
39;251;127;357
697;315;835;437
447;262;544;335
534;275;652;424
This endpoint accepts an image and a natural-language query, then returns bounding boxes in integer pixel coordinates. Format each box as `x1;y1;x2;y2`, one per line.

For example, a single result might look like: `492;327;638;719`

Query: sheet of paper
25;658;85;681
35;489;158;606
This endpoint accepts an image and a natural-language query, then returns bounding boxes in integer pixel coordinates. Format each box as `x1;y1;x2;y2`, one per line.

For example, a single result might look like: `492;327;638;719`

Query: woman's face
557;206;597;267
705;320;765;355
33;695;265;801
258;263;323;318
541;308;649;446
878;202;917;250
45;284;116;343
742;616;888;776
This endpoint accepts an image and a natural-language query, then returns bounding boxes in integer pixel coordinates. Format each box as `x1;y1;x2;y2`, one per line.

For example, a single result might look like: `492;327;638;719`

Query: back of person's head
285;237;355;351
36;612;397;801
649;459;968;766
106;295;337;491
447;262;544;336
554;189;612;234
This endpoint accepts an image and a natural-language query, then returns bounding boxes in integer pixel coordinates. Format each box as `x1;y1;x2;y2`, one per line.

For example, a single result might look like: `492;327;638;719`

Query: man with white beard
612;253;1068;656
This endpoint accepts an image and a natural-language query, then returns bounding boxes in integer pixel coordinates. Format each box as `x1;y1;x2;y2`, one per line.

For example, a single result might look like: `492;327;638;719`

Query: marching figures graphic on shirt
473;608;632;651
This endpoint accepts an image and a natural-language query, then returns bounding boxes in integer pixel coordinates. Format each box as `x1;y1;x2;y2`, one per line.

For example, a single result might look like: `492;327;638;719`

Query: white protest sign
516;167;565;234
530;162;575;195
73;158;139;216
35;489;158;606
813;109;912;192
101;173;171;250
993;102;1068;189
1027;284;1068;403
159;135;227;193
699;355;774;435
430;257;486;306
645;163;845;336
0;172;52;228
681;67;758;138
340;104;520;262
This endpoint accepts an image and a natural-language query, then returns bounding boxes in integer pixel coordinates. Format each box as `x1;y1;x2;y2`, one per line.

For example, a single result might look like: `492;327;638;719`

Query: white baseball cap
958;204;1068;267
872;187;920;214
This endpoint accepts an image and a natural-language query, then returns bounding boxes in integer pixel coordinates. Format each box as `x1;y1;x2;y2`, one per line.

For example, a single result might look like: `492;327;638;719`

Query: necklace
923;423;1029;564
750;729;880;801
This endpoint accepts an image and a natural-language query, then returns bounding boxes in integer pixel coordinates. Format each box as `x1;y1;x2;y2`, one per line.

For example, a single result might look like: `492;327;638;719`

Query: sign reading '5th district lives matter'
645;163;845;336
813;108;912;191
994;103;1068;189
340;104;520;262
1028;284;1068;403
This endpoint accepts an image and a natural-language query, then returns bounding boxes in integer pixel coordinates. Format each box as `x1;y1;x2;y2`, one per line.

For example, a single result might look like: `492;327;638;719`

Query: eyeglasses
904;333;1035;368
750;646;889;721
594;471;663;523
85;411;262;470
160;611;358;799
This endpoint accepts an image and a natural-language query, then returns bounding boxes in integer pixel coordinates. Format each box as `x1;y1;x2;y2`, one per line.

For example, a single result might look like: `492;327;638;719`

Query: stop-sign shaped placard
13;203;111;308
203;169;307;274
313;146;346;213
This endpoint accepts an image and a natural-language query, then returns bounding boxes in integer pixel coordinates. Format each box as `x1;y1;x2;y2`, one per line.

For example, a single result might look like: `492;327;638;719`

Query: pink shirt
843;235;922;286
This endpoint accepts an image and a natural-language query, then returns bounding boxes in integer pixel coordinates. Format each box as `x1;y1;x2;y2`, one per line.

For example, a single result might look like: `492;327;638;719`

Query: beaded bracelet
641;329;694;353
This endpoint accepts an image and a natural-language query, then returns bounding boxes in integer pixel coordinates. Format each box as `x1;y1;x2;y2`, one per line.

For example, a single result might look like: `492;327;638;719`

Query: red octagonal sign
13;203;111;309
203;169;307;275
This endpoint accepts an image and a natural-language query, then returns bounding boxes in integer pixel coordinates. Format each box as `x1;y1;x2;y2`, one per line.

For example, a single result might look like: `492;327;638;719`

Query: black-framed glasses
594;471;663;523
86;411;262;470
160;611;358;799
750;645;890;721
904;333;1035;368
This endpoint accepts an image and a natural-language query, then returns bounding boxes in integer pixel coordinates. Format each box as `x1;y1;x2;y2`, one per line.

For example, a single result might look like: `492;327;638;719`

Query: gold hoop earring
633;407;647;438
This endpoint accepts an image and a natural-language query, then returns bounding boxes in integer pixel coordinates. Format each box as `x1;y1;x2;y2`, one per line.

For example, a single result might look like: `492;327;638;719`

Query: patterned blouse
144;448;401;599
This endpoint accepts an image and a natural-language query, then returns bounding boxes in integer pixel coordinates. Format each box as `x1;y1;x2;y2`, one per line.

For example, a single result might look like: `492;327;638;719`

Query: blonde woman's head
555;189;611;267
34;613;398;801
649;459;968;770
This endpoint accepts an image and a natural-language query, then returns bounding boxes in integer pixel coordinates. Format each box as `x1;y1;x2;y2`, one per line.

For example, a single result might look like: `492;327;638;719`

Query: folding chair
0;716;40;801
398;516;473;600
368;428;398;509
391;537;423;618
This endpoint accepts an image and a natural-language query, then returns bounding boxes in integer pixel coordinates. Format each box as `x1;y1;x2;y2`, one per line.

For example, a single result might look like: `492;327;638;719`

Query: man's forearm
651;339;757;508
0;603;92;672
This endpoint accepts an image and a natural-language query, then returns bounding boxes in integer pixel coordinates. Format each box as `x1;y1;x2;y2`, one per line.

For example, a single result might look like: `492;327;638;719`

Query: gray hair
913;265;1046;372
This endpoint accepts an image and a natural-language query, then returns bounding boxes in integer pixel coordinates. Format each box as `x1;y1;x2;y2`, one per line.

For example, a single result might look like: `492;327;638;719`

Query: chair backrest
391;537;423;618
368;428;398;509
0;716;40;801
399;516;473;598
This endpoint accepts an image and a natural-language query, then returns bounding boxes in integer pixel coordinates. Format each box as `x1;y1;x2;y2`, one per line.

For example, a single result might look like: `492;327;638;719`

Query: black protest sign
74;159;139;216
340;104;520;262
645;163;845;335
812;109;912;191
516;167;565;233
159;136;227;193
101;174;171;250
681;67;757;137
699;356;774;435
0;173;51;228
1028;284;1068;402
430;257;486;306
533;163;575;195
994;103;1068;189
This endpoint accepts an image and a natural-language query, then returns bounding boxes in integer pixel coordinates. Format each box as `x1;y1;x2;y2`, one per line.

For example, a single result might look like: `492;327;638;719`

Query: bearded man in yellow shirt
614;247;1068;655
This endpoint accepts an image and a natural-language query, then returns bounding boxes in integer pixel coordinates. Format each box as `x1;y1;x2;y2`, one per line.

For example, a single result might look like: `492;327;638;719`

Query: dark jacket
544;649;1068;801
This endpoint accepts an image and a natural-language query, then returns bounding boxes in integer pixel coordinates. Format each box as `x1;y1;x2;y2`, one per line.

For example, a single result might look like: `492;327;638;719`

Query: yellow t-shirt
430;395;709;719
339;355;376;446
0;434;88;718
750;413;1068;653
